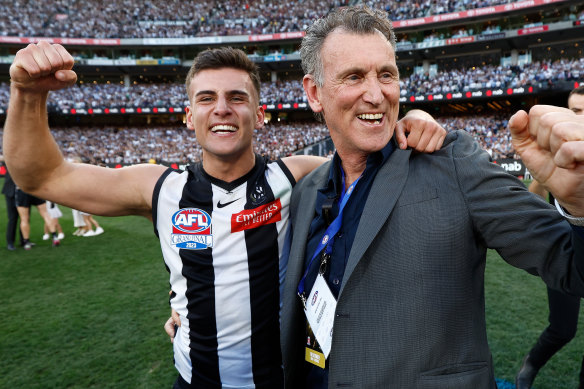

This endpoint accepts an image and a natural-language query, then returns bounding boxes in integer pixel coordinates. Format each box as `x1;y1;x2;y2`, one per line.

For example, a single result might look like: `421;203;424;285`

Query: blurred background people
80;212;104;237
43;201;65;241
2;163;24;250
72;208;87;236
15;187;60;248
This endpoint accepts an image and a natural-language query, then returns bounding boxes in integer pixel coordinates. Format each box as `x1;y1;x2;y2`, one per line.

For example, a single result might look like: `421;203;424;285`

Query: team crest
250;184;266;205
170;208;213;250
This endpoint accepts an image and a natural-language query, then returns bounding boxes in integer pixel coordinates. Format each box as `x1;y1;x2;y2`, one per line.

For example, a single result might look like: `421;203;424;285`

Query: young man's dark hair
569;84;584;98
185;47;261;101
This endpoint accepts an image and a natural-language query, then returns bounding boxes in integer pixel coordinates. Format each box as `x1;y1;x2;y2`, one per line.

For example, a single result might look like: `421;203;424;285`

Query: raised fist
10;41;77;93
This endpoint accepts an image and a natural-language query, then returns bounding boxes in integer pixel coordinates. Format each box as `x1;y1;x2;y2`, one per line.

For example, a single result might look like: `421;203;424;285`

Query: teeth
211;125;237;132
357;113;383;120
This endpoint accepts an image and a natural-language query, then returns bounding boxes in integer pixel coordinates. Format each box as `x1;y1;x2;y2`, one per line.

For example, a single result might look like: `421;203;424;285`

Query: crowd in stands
261;80;308;104
1;57;581;111
436;114;515;159
44;83;189;111
403;57;584;95
0;121;330;165
365;0;514;22
0;0;520;39
0;115;514;166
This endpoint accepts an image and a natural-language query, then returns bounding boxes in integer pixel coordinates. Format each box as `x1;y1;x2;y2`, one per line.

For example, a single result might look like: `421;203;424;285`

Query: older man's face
312;29;400;160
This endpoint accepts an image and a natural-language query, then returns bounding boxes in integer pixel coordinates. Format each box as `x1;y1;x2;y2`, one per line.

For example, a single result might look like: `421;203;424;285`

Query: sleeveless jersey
152;155;295;389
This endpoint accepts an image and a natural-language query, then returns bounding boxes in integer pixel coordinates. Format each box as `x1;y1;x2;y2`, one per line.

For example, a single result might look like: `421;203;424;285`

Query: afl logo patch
170;208;213;250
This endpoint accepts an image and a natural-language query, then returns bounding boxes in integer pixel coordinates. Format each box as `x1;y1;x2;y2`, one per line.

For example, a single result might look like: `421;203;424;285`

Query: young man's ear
255;105;265;129
303;74;323;114
185;106;195;131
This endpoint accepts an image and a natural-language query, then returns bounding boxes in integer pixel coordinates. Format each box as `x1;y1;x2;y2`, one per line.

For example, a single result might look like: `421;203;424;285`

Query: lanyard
297;169;362;306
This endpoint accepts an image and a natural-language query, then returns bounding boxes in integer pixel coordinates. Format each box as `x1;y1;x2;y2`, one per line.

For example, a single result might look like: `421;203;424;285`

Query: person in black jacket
2;164;25;250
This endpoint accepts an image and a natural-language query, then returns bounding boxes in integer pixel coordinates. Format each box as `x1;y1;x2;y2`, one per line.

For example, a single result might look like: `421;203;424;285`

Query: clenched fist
509;105;584;216
10;41;77;93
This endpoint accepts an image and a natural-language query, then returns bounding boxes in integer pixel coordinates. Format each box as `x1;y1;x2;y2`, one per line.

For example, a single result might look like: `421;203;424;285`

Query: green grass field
1;178;584;388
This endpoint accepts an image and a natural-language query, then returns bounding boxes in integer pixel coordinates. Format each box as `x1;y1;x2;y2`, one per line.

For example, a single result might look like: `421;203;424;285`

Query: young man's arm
3;41;166;218
282;109;448;182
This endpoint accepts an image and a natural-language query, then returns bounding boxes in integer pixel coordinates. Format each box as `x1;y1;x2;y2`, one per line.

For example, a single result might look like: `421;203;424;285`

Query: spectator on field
2;163;25;250
15;188;60;248
80;212;104;237
71;209;87;236
43;201;66;241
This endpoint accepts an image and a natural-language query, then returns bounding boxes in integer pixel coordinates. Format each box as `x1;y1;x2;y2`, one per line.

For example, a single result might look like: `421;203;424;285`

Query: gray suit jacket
281;131;584;389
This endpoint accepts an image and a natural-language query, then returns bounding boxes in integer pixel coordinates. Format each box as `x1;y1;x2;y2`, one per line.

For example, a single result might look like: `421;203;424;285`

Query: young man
4;42;445;388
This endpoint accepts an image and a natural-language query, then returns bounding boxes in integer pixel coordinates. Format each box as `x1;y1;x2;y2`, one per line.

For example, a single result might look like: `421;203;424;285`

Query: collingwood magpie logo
250;184;266;205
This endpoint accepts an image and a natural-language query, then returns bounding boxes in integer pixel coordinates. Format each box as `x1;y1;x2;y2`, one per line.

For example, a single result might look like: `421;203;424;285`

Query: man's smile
357;113;384;125
210;124;238;133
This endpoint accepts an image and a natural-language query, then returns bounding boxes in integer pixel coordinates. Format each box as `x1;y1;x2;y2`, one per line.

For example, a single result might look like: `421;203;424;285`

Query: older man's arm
509;105;584;217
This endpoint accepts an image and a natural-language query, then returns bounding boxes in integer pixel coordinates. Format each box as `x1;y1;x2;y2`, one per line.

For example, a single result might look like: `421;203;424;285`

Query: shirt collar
325;138;396;195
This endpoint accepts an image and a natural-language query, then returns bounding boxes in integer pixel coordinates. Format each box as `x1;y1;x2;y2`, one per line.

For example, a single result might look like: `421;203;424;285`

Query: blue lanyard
297;169;362;305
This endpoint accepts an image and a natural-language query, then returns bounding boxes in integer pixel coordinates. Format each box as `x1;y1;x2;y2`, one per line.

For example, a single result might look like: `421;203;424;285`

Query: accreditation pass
304;273;337;358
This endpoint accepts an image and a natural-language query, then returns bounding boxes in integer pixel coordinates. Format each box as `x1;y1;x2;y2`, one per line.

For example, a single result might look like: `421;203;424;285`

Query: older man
280;6;584;389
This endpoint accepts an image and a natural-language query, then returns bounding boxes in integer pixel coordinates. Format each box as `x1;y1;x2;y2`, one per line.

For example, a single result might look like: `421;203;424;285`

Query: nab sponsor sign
170;208;213;250
496;159;526;177
231;199;282;233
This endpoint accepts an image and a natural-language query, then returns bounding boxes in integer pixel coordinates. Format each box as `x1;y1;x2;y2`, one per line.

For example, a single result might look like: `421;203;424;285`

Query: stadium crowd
261;80;308;104
0;115;514;166
403;57;584;95
0;0;520;39
0;121;330;165
437;114;515;159
1;57;581;111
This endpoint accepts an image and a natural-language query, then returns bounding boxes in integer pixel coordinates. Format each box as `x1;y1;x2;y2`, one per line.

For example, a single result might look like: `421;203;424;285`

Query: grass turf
1;178;584;388
0;189;176;388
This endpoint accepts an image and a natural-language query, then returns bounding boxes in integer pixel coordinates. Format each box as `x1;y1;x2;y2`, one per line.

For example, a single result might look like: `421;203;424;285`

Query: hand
509;105;584;216
395;109;447;152
10;41;76;93
164;308;181;343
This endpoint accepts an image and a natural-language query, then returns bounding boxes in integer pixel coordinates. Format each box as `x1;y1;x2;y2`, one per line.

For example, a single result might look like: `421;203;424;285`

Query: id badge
303;273;337;358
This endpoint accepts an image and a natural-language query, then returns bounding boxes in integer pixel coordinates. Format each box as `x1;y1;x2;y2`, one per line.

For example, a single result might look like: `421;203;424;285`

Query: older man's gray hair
300;6;396;88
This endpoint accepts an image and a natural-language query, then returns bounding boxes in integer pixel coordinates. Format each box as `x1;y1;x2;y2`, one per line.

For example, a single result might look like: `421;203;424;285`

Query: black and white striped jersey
153;155;295;388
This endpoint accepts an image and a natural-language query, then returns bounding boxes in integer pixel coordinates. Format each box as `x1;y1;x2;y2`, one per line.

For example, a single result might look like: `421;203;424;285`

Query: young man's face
186;68;264;162
568;93;584;116
306;29;400;161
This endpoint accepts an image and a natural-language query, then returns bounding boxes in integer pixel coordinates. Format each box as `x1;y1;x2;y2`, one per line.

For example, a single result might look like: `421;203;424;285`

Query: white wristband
555;200;584;226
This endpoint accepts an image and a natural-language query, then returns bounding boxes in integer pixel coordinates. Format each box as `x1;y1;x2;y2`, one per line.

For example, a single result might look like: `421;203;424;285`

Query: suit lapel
339;148;411;297
284;162;331;304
